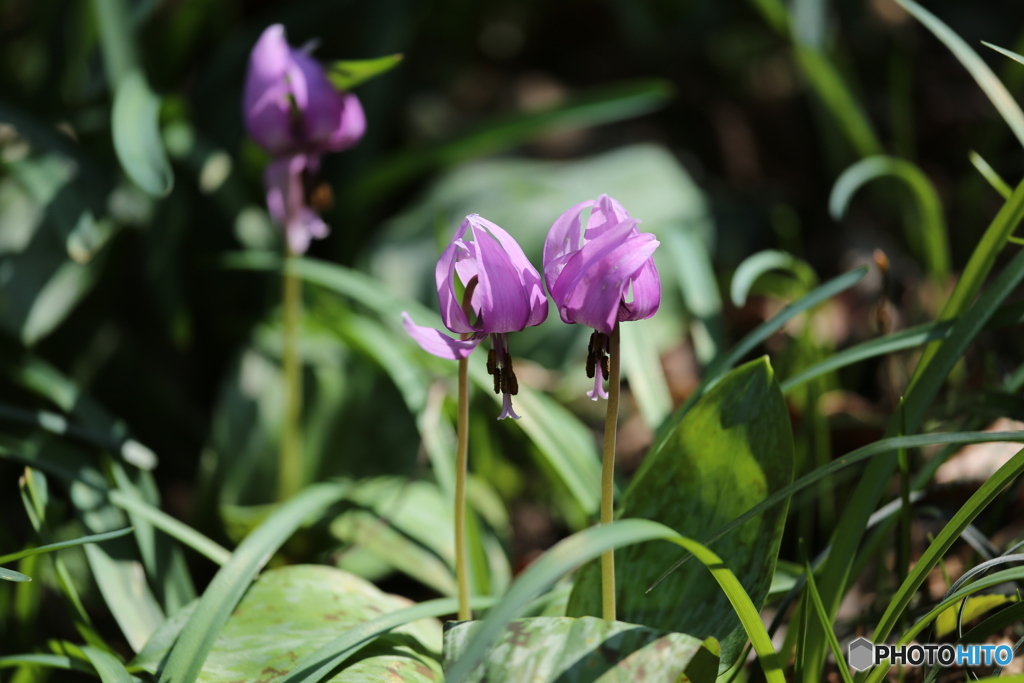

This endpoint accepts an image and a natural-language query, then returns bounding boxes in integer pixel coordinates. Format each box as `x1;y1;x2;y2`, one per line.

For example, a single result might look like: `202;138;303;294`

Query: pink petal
549;217;639;311
435;220;476;335
243;25;296;155
620;258;661;322
543;200;593;288
402;313;482;360
584;194;631;240
471;222;530;333
562;234;659;334
467;215;548;328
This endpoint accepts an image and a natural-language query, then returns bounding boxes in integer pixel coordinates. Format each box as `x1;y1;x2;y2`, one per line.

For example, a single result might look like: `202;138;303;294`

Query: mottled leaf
443;616;719;683
135;565;442;682
567;358;794;671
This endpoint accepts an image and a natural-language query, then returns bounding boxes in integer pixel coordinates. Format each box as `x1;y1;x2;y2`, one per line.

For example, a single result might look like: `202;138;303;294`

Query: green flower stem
455;356;471;621
601;323;621;621
280;252;303;501
455;279;478;622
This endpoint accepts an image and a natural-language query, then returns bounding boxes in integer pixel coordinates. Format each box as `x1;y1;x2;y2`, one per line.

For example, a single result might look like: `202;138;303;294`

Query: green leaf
568;358;794;671
81;646;133;683
138;565;442;682
651;266;869;457
328;54;403;91
830;156;950;278
106;489;231;566
446;519;784;683
894;0;1024;149
0;566;31;582
730;250;817;307
112;70;174;197
0;654;92;673
158;483;348;683
969;150;1013;200
934;594;1017;638
278;596;498;683
984;41;1024;67
801;556;854;683
444;616;720;683
0;527;133;565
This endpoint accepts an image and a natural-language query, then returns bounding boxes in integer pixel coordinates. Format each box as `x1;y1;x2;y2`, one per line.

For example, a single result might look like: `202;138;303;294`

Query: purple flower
243;24;365;157
403;215;548;420
543;194;661;399
243;24;366;254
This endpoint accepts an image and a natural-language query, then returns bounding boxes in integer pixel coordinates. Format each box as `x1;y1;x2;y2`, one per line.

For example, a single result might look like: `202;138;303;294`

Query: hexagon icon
848;637;875;671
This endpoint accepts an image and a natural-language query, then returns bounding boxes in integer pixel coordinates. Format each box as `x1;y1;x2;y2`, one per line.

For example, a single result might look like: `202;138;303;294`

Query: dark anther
600;354;610;378
504;356;519;395
486;349;497;376
492;365;501;394
586;348;596;379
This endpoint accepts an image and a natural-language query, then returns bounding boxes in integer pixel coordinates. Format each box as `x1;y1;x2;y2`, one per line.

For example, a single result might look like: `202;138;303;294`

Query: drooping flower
543;194;661;399
403;215;548;419
243;24;366;254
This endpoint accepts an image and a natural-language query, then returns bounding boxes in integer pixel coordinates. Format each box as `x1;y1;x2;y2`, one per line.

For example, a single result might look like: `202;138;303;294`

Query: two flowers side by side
403;194;662;418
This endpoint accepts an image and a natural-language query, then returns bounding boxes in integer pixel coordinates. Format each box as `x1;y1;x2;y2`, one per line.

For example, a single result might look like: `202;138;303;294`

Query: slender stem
601;323;621;621
454;279;478;622
280;253;303;501
455;356;471;621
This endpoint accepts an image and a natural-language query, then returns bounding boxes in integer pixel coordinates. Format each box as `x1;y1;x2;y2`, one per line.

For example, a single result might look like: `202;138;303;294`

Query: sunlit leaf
328;54;403;91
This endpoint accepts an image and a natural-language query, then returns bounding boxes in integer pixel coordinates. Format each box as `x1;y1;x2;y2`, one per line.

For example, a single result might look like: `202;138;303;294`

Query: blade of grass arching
0;527;133;565
651;266;869;456
81;646;133;683
806;246;1024;682
801;552;854;683
647;430;1024;591
868;445;1024;646
984;41;1024;67
730;250;818;308
830;156;950;278
970;150;1013;199
862;566;1024;683
894;0;1024;148
107;490;230;566
349;79;674;203
446;519;784;683
158;483;347;683
277;595;497;683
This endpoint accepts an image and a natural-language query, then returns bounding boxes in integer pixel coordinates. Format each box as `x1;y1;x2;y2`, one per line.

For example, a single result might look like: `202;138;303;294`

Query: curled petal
549;218;639;314
620;258;661;322
435;223;476;335
471;222;530;333
402;313;483;360
327;93;366;151
584;194;631;240
468;215;548;328
561;234;659;334
543;200;593;287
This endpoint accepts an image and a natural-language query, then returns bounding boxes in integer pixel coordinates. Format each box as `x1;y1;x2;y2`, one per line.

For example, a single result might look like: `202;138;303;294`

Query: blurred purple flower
403;215;548;420
243;24;365;254
543;194;661;399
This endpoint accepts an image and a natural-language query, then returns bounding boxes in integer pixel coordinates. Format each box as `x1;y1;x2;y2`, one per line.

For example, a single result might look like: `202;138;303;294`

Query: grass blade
107;490;231;566
894;0;1024;148
651;266;869;455
868;445;1024;645
158;483;348;683
111;70;174;197
730;250;817;308
801;554;854;683
445;519;784;683
0;654;92;673
830;156;950;278
0;527;133;565
82;646;133;683
970;150;1013;199
0;567;31;582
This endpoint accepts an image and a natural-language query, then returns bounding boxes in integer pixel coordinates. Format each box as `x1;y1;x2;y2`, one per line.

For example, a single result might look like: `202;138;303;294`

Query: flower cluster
243;25;365;254
405;194;661;418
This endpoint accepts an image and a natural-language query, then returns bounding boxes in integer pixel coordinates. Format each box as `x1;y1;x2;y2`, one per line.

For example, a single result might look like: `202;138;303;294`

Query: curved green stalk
279;254;303;501
601;324;621;621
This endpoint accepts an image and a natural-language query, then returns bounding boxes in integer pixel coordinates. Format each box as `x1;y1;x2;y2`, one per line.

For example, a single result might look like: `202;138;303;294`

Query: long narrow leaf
82;646;133;683
0;566;31;582
107;490;231;566
158;483;347;683
445;519;784;683
0;527;133;565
